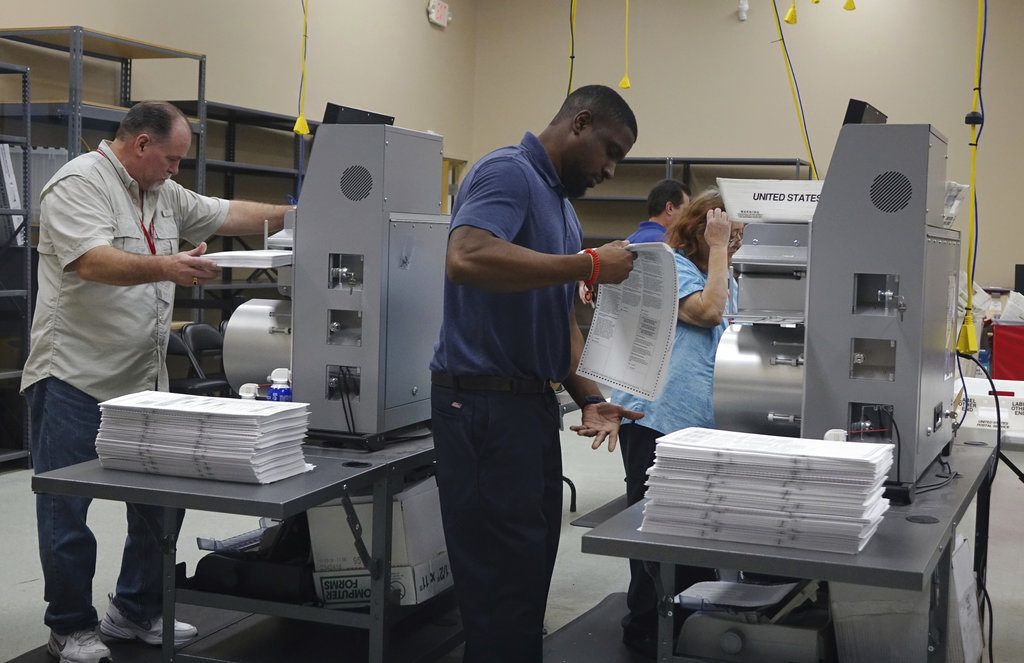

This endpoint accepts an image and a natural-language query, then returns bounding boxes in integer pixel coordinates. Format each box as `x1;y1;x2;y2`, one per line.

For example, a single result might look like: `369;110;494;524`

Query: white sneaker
99;598;198;646
46;629;111;663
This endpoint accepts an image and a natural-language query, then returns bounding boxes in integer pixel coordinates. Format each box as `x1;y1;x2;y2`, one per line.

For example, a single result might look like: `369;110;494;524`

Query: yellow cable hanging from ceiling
957;0;986;355
293;0;311;136
619;0;631;89
771;1;817;178
567;0;578;96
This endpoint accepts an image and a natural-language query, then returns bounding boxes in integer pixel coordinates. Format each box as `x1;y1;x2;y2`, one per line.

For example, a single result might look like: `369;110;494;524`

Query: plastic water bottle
267;368;292;402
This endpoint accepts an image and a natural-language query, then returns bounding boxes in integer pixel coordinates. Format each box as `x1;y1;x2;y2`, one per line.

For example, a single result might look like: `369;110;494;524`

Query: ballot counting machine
713;124;961;500
222;123;450;446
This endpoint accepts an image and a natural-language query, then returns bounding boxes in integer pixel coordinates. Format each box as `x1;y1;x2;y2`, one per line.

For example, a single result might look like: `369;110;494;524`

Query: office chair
167;331;231;396
181;322;230;387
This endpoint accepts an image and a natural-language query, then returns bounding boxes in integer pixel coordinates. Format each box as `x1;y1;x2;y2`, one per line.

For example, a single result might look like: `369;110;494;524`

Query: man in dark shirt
626;178;691;244
430;85;643;662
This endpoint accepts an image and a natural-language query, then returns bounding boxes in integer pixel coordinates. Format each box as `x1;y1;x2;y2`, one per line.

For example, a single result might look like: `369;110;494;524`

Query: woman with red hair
610;187;745;655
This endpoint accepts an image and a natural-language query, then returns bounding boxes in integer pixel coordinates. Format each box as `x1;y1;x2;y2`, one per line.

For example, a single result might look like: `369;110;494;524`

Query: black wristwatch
581;395;606;407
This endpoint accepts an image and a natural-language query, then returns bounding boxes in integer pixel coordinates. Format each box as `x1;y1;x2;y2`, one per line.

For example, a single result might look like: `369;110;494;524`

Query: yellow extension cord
619;0;631;89
293;0;311;136
567;0;577;94
957;0;985;354
772;2;818;179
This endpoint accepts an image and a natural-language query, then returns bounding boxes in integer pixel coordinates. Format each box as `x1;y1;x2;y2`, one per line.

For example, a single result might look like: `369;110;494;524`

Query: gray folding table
581;440;996;663
31;438;461;663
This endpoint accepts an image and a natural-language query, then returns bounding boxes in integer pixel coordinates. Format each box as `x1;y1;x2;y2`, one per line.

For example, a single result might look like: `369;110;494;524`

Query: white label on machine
717;178;823;223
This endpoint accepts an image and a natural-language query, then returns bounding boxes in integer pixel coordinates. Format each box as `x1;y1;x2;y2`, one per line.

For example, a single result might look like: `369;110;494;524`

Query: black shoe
622;628;658;660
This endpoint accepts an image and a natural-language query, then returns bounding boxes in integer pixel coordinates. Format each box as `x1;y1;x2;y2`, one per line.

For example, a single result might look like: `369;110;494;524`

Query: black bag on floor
191;513;319;604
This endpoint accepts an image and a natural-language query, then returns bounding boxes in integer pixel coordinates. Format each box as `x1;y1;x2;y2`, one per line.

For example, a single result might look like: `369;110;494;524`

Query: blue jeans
29;377;184;634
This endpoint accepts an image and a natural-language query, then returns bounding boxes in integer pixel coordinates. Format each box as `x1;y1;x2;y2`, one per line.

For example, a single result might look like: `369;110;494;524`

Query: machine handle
767;411;802;425
770;354;805;366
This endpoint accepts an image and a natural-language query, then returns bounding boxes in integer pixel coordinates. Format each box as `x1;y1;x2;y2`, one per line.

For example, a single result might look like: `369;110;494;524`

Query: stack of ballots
96;391;313;484
640;428;893;554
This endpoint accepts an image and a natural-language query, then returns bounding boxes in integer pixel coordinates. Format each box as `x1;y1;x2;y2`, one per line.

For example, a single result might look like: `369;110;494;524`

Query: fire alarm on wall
427;0;451;28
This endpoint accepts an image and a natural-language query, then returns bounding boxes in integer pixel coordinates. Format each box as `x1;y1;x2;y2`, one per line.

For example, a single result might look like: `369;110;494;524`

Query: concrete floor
1;412;1022;662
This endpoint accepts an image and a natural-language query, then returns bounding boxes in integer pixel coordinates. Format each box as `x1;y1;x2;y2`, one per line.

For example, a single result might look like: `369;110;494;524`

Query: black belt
431;372;550;394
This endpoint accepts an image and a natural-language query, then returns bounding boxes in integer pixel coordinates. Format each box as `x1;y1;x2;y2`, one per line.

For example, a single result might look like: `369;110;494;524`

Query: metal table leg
162;507;182;663
657;562;676;662
368;468;395;663
125;504;182;663
928;540;953;663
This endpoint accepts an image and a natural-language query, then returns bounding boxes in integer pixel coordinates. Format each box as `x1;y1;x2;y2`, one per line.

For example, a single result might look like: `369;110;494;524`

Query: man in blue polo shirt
627;178;691;244
430;85;644;662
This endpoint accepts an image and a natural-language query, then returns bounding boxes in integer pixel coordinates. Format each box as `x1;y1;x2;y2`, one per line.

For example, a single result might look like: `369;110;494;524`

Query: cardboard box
959;376;1024;448
830;582;930;661
313;551;453;608
307;476;446;572
947;536;983;663
830;538;983;663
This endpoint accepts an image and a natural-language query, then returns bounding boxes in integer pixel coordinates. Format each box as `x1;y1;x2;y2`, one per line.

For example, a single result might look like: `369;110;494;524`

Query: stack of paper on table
96;391;313;484
202;249;293;268
639;427;893;554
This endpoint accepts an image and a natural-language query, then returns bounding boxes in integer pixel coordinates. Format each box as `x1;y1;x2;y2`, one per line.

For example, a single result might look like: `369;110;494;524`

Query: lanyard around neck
95;147;157;255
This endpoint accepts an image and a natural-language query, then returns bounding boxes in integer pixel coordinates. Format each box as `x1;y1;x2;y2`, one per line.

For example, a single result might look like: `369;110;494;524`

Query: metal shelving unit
0;61;32;464
168;100;317;321
170;100;316;200
0;26;208;191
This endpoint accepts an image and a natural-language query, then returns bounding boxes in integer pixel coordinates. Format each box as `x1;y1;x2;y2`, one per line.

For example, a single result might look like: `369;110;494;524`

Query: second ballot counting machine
714;123;962;499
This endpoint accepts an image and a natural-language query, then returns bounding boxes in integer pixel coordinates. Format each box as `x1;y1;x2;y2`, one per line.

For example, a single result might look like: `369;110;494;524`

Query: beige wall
0;0;480;159
2;1;1020;284
471;0;1022;287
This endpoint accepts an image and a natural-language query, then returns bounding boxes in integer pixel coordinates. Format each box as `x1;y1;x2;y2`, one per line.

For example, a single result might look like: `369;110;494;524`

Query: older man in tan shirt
21;101;292;663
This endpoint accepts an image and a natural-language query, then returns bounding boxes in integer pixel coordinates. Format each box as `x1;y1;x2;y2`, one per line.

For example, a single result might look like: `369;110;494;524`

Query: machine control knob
720;629;744;655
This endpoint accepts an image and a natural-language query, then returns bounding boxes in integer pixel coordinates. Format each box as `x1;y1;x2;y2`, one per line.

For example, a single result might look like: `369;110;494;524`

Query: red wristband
583;248;600;286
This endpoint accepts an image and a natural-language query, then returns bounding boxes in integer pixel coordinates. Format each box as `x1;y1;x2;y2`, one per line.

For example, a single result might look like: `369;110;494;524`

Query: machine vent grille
869;171;913;213
339;165;373;201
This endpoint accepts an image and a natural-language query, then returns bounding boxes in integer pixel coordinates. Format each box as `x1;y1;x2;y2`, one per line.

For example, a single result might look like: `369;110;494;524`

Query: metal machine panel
732;223;809;274
384;214;449;411
731;222;809;321
382;126;445;216
290;124;444;438
736;274;807;318
801;124;959;486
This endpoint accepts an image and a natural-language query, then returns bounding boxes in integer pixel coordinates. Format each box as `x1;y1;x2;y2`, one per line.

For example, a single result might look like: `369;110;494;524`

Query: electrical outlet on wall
427;0;451;28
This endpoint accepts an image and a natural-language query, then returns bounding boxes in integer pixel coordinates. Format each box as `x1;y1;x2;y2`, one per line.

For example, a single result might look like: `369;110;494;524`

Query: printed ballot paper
577;242;677;400
96;391;312;484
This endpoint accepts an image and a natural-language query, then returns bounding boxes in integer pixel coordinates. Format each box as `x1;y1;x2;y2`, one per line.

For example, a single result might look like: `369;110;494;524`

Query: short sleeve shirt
430;132;582;381
21;140;229;402
610;251;738;435
626;220;667;244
